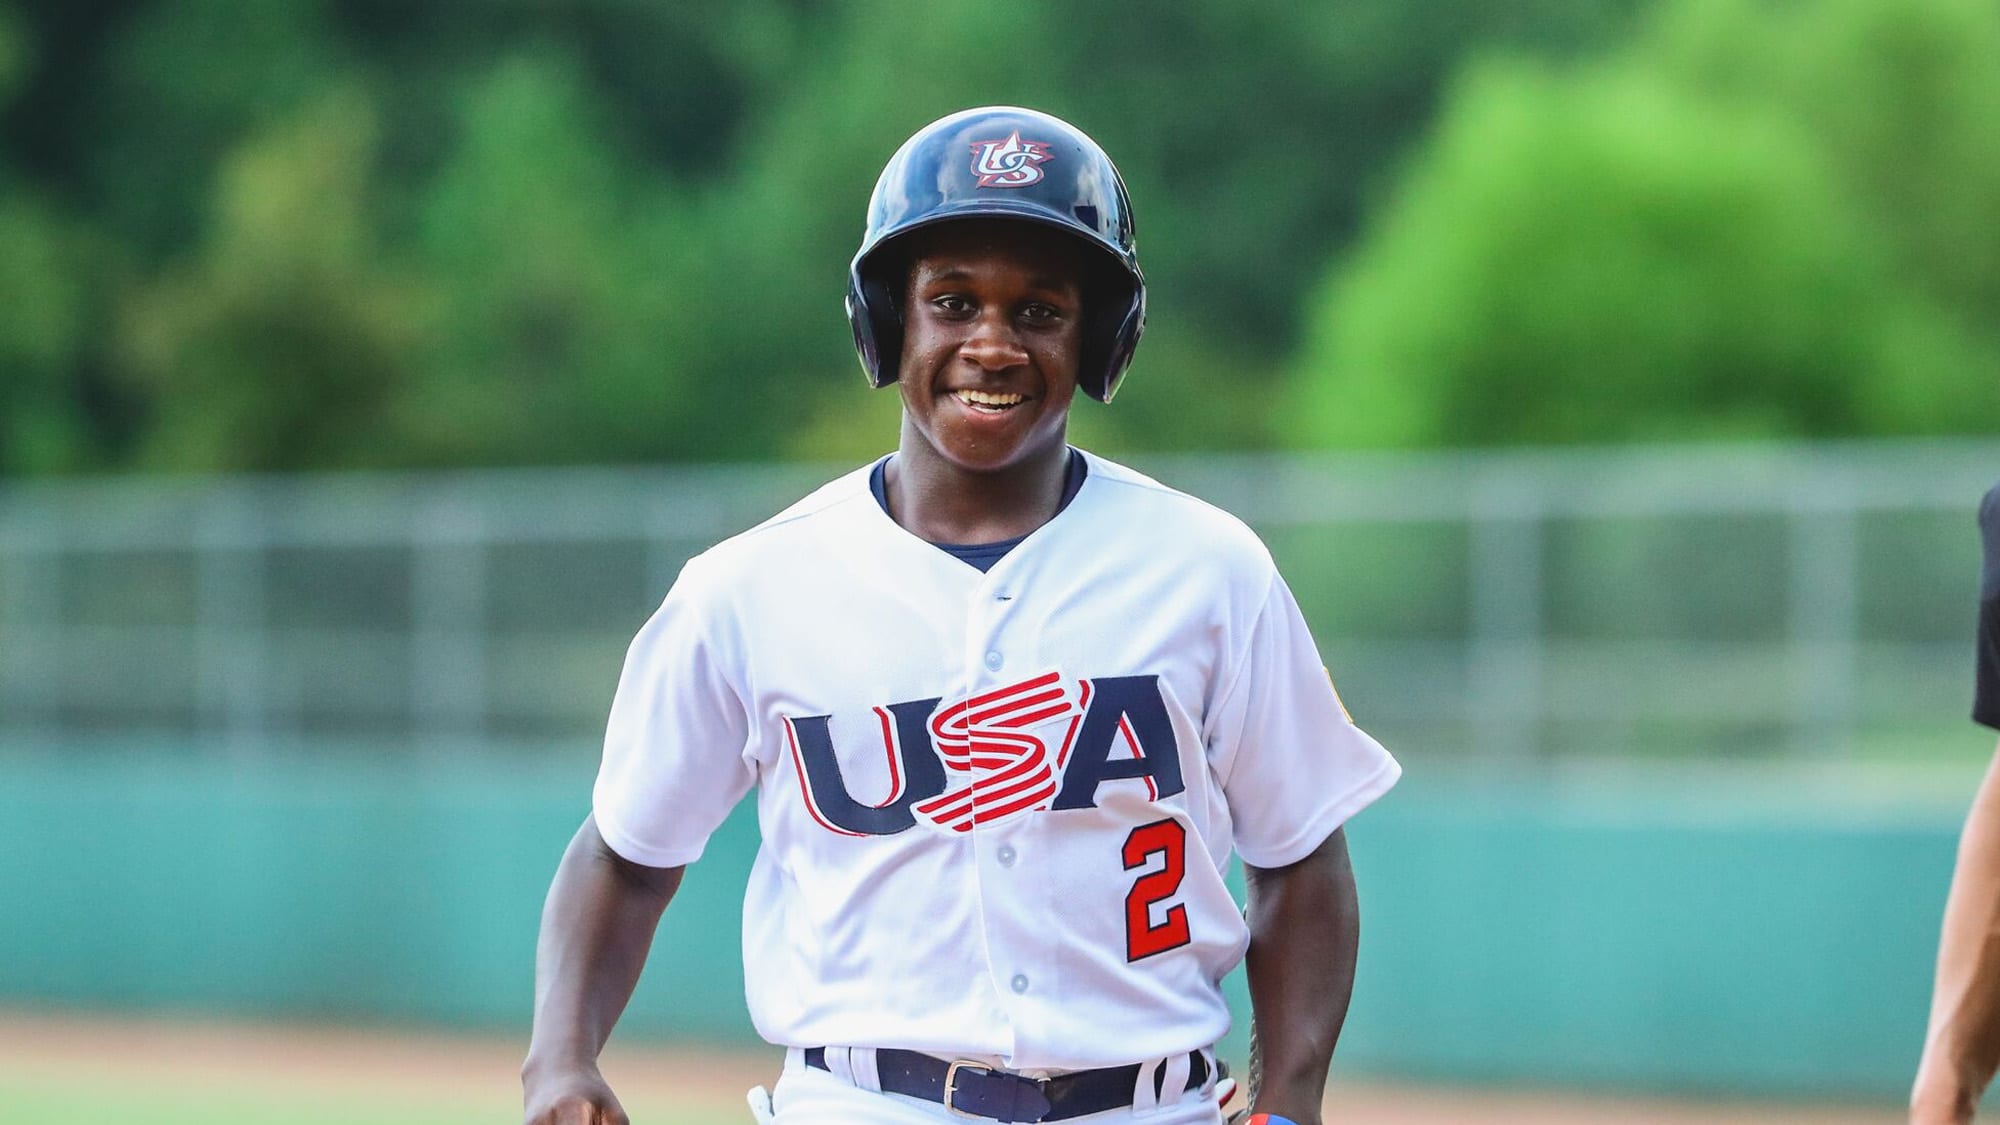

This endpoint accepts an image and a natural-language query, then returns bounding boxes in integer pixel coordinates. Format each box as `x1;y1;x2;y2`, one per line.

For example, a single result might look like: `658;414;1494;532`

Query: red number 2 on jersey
1122;817;1192;961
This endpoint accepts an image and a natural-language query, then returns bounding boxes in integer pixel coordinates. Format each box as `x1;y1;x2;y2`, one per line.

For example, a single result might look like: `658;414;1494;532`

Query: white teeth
956;390;1025;407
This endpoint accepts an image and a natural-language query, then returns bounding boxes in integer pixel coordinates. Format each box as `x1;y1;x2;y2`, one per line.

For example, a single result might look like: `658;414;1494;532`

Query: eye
930;294;973;316
1021;302;1064;323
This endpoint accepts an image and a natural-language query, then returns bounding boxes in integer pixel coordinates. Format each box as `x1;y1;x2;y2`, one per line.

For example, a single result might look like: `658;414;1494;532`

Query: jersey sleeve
1208;572;1401;869
1976;484;2000;730
592;558;757;868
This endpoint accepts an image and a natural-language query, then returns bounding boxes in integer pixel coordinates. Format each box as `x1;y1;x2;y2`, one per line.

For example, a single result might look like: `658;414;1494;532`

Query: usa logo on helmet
969;131;1054;188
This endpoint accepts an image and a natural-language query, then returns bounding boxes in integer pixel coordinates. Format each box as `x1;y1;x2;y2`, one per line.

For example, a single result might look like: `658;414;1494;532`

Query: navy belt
803;1046;1215;1123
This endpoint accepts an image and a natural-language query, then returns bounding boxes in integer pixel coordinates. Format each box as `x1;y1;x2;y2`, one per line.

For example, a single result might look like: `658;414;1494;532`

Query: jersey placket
958;562;1063;1063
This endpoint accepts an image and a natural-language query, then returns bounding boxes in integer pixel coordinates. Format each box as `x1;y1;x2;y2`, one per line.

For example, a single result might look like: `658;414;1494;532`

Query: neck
887;426;1070;546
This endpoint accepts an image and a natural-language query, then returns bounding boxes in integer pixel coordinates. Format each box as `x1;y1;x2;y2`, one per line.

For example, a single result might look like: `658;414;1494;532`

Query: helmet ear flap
1096;305;1144;403
846;268;906;389
1079;270;1146;403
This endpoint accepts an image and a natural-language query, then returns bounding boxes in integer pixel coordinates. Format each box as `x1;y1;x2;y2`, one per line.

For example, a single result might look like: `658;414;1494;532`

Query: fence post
411;490;486;753
1467;471;1546;761
0;499;58;745
194;488;266;759
1788;486;1859;758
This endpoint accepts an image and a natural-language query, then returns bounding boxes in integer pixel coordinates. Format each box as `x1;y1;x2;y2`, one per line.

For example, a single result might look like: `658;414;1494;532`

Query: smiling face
893;219;1089;477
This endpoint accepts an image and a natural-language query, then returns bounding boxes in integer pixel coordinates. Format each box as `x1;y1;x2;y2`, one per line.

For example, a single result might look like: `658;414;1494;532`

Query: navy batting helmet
846;106;1145;403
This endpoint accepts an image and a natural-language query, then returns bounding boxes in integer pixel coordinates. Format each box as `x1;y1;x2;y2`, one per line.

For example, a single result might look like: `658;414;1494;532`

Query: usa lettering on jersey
782;671;1183;838
590;453;1401;1070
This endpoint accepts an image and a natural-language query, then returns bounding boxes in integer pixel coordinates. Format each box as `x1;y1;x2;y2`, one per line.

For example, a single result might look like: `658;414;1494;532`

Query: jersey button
1011;974;1030;994
996;845;1017;867
984;650;1003;671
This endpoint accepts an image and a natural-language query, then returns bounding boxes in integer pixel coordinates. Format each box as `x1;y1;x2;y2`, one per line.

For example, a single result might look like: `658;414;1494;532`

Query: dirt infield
0;1009;1901;1124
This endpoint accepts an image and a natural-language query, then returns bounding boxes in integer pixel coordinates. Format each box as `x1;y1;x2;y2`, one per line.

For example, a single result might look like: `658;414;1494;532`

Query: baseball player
1912;482;2000;1125
521;106;1400;1125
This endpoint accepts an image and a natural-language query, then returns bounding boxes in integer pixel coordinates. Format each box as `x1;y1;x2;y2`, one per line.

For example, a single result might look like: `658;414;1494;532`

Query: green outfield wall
0;752;1957;1100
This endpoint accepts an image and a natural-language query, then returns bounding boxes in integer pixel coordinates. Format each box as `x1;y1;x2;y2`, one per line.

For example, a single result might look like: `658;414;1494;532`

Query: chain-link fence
2;441;1994;764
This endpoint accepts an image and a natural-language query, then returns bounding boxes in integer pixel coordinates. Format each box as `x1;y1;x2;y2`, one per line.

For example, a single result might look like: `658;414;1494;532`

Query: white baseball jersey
593;449;1399;1071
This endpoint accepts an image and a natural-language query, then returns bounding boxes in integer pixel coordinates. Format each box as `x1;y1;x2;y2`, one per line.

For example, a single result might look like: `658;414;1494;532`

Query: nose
959;308;1029;373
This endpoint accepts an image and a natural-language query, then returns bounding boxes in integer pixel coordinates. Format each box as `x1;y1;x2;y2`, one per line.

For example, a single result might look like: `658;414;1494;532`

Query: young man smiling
523;107;1400;1125
882;219;1087;546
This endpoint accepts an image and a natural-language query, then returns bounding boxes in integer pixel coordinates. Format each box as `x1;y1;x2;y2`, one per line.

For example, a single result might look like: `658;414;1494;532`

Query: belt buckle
941;1059;1052;1122
941;1059;986;1118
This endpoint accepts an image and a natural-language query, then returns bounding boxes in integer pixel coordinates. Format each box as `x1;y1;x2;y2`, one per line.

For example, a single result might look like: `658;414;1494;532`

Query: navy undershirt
870;449;1087;573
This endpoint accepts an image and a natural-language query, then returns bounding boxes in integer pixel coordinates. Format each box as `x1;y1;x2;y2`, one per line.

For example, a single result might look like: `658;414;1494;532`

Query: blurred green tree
1650;0;2000;428
399;50;703;466
1285;0;2000;449
730;0;1645;462
0;5;20;104
72;0;347;259
0;191;95;473
0;0;1651;473
0;7;112;474
120;89;427;471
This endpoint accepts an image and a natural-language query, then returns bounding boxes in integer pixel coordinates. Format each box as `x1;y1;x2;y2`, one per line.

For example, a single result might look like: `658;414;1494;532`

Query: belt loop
850;1046;883;1093
1158;1051;1192;1114
824;1040;856;1088
1196;1047;1218;1098
1129;1056;1164;1116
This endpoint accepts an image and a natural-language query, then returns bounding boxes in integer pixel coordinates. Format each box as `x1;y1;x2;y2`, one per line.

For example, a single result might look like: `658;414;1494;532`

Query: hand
523;1060;630;1125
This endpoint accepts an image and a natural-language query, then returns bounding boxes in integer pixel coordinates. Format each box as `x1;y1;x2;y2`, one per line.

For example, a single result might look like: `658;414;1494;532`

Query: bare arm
522;815;685;1125
1240;827;1360;1125
1914;741;2000;1125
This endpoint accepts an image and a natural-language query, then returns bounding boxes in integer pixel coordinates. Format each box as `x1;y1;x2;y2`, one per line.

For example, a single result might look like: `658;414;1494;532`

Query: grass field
0;1078;533;1125
0;1010;1906;1124
0;1011;771;1125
